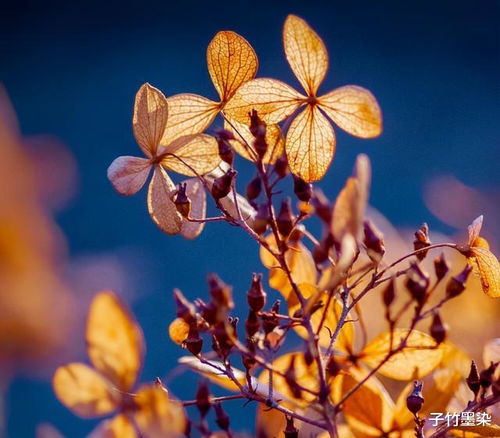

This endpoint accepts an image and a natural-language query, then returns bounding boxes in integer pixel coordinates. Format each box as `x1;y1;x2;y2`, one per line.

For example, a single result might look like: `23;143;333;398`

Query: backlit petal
207;31;258;102
180;178;206;240
283;15;328;95
286;105;336;182
319;85;382;138
469;247;500;298
88;414;136;438
107;156;151;196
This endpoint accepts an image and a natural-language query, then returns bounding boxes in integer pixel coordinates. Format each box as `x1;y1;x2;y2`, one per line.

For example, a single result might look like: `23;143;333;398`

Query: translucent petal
133;83;168;157
483;338;500;367
469;247;500;298
467;215;484;247
207;31;258;102
160;93;219;146
286;105;336;182
86;291;144;391
168;318;190;345
180;178;206;240
361;329;443;380
283;15;328;95
147;166;183;235
134;384;186;438
319;85;382;138
87;414;136;438
224;119;285;164
107;156;151;196
52;363;119;418
161;134;221;177
224;78;305;124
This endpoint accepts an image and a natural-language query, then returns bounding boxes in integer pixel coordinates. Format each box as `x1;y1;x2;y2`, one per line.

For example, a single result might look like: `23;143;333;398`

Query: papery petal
483;338;500;367
52;363;119;418
161;134;221;176
87;414;136;438
224;119;285;164
86;291;145;391
319;85;382;138
147;167;183;235
286;105;336;182
161;93;219;146
180;178;206;240
469;247;500;298
283;15;328;95
224;78;304;124
107;156;151;196
133;83;168;157
207;31;258;102
467;215;484;247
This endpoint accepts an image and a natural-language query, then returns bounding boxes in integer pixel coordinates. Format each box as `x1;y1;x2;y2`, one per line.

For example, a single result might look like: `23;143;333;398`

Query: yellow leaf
133;83;168;157
179;179;206;240
86;291;144;390
161;93;219;146
286;105;336;182
360;329;443;380
161;134;221;177
319;86;382;138
107;156;151;196
256;403;288;438
283;15;328;95
394;369;462;430
224;119;285;165
134;384;186;438
207;31;258;102
468;247;500;298
440;341;472;377
147;166;183;235
88;414;136;438
168;318;190;345
337;371;395;436
448;425;500;437
52;363;119;418
224;78;304;124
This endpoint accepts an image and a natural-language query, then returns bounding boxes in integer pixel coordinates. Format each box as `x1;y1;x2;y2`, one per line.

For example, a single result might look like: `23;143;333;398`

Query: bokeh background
1;0;499;436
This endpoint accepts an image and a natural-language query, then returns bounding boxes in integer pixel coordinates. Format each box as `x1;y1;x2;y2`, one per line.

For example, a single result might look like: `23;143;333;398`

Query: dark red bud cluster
246;175;262;201
215;129;235;166
446;264;472;298
364;220;385;264
247;273;267;311
406;381;424;415
277;198;295;237
430;311;447;344
211;169;236;200
405;262;430;304
466;361;481;398
413;223;431;261
249;110;267;159
433;253;449;281
174;183;191;218
274;155;289;179
293;176;312;203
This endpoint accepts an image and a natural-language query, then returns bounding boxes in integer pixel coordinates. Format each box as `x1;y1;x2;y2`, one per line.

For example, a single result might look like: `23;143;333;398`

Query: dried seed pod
313;244;329;265
185;325;203;356
405;262;430;304
249;110;267;158
284;416;299;438
214;403;230;431
364;220;385;264
479;362;498;389
216;131;234;166
197;299;218;326
262;300;280;334
413;223;432;261
433;253;449;281
208;274;234;310
174;183;191;218
382;278;396;307
247;273;267;311
293;176;312;202
245;310;260;338
195;380;211;417
173;289;196;323
430;311;447;344
326;356;342;379
446;264;473;298
274;155;289;179
466;361;481;398
406;381;424;415
211;169;236;200
277;198;295;237
312;188;331;224
213;322;234;357
246;175;262;201
252;203;270;235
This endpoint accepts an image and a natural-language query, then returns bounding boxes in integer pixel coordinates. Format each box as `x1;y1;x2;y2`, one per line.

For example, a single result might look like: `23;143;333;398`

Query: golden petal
207;31;258;102
283;15;328;95
286;105;336;182
469;247;500;298
87;414;136;438
319;85;382;138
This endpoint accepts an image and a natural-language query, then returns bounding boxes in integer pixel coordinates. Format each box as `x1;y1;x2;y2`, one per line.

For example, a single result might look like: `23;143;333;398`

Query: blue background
1;0;499;436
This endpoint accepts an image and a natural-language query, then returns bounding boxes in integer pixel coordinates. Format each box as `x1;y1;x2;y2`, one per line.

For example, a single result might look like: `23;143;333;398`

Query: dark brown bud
303;343;314;366
208;274;234;310
247;273;267;311
185;325;203;356
313;244;329;265
246;175;262;201
446;264;473;298
284;355;302;399
214;403;230;431
195;380;211;417
382;278;396;307
406;381;424;415
245;310;260;337
430;311;447;344
364;220;385;264
252;203;270;235
293;176;312;202
173;289;196;323
284;416;299;438
174;183;191;218
326;356;342;379
197;299;218;326
216;132;234;166
249;110;267;159
211;169;236;200
405;262;430;304
479;362;498;389
413;223;432;261
213;322;234;357
312;189;332;224
274;154;289;179
466;361;481;397
433;253;450;281
277;198;295;237
262;300;280;334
